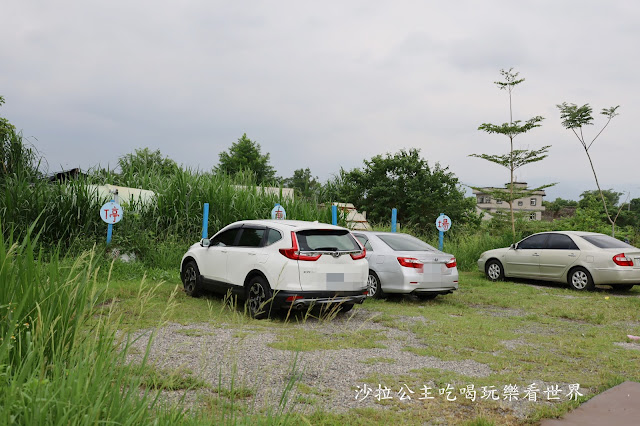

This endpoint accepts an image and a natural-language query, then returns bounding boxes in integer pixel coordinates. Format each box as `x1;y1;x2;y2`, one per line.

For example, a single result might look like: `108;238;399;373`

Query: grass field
93;260;640;425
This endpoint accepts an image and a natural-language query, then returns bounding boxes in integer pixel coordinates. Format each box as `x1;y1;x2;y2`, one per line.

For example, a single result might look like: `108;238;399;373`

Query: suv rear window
296;230;360;251
377;234;436;251
581;235;635;249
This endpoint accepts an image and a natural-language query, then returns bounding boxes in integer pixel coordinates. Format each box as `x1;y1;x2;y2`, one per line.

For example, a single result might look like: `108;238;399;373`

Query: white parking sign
271;204;286;220
436;214;451;232
100;201;124;224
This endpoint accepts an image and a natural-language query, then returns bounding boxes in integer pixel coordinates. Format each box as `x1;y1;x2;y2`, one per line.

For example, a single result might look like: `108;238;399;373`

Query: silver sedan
352;231;459;300
477;231;640;291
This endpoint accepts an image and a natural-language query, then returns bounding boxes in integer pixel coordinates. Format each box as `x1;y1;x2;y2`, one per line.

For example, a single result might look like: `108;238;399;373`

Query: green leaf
556;102;593;129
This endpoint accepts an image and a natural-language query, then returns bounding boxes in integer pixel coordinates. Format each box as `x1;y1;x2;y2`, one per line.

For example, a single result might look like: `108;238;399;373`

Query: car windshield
296;230;360;251
580;234;636;249
376;234;436;252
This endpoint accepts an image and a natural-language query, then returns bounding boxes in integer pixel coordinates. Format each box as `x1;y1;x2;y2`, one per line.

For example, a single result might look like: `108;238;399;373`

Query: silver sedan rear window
377;234;436;252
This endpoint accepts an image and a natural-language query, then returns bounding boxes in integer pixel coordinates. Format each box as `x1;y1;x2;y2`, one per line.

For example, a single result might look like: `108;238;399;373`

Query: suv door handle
568;253;576;257
532;253;540;257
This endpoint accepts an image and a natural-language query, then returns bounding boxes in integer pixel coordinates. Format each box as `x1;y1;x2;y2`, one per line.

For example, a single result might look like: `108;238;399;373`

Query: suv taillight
445;257;457;268
397;257;424;269
279;232;321;261
612;253;633;266
350;239;366;260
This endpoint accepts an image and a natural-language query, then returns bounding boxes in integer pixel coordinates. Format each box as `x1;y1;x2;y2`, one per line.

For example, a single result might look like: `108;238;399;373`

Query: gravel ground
122;307;592;420
124;309;493;412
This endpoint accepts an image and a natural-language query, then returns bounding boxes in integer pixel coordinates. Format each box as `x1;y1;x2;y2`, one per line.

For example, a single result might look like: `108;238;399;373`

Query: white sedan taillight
445;257;457;268
612;253;633;266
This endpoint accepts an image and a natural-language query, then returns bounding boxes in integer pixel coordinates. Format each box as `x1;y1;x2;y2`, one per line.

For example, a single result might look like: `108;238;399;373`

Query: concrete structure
233;185;295;201
473;182;546;221
320;203;372;230
87;184;156;208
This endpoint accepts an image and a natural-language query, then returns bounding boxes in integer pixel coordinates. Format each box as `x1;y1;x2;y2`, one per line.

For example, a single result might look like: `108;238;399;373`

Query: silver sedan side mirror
201;238;210;247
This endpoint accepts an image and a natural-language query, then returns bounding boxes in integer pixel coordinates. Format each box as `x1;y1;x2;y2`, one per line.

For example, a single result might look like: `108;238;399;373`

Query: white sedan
181;220;368;318
477;231;640;291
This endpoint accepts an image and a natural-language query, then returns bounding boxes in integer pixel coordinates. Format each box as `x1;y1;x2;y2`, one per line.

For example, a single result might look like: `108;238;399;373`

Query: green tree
557;102;622;236
216;134;276;184
578;189;621;210
282;168;321;199
0;96;15;142
1;96;40;182
543;197;578;219
470;68;553;240
562;192;612;235
618;197;640;228
629;198;640;213
325;148;477;233
118;147;178;177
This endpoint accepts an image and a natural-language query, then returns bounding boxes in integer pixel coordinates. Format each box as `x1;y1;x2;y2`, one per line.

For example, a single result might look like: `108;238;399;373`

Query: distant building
473;182;546;221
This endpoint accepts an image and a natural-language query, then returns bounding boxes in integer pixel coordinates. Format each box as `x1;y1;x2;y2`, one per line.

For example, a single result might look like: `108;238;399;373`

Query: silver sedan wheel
487;263;502;280
367;274;378;297
571;270;589;290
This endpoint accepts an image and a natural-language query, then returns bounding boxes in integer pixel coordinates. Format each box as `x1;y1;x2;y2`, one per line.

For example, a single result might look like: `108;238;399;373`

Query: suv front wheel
182;261;202;297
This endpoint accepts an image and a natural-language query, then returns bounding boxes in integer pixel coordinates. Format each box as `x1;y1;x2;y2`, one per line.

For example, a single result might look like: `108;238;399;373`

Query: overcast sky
2;1;639;201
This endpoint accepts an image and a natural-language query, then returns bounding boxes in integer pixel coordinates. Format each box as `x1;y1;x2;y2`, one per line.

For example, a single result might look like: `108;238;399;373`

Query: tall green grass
1;164;334;266
0;226;302;424
0;227;187;424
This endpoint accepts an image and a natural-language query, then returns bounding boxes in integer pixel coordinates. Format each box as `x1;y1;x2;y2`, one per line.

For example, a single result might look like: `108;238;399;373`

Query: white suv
180;220;368;318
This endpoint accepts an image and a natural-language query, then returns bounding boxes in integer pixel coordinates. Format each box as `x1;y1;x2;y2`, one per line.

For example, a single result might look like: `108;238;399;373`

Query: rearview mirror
201;238;210;247
510;243;516;250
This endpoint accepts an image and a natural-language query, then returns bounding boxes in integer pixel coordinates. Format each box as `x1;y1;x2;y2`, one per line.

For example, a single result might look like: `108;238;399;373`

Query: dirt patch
614;342;640;351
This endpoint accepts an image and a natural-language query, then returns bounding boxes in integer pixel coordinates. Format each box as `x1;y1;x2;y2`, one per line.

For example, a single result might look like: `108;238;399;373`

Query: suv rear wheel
246;276;273;319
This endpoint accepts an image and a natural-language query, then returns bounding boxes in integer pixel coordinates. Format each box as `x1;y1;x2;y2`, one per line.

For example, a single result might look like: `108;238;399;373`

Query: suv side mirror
201;238;210;247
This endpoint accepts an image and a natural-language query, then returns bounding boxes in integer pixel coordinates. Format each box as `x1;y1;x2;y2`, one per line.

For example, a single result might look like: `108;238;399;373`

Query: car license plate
326;273;344;283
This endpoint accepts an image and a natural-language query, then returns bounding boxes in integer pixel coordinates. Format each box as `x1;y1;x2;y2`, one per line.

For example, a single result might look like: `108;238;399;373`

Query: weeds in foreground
0;227;302;424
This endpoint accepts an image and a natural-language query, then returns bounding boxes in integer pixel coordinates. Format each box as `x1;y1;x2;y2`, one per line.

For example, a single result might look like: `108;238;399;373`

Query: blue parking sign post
332;205;337;225
202;203;209;239
100;200;123;246
391;208;397;232
106;223;113;245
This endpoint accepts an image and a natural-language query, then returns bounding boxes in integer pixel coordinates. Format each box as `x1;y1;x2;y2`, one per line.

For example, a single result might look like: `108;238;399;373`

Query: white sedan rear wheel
568;267;594;291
